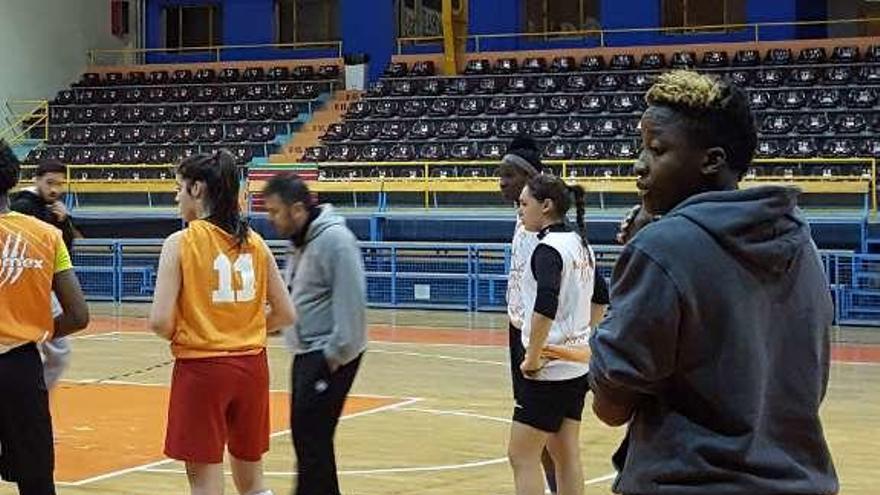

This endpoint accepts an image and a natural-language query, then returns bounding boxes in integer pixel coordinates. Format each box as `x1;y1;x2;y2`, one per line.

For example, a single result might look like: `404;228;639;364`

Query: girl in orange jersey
149;151;295;495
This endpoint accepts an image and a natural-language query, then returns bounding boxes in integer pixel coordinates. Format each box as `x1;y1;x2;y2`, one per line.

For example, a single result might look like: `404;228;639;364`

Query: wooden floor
1;305;879;495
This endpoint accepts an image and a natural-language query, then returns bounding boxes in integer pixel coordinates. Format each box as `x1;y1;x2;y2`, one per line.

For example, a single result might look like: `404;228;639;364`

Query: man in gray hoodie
263;173;367;495
589;71;837;495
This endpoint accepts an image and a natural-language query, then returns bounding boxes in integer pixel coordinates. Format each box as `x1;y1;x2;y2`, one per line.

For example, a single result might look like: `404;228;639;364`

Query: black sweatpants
291;350;362;495
0;344;56;495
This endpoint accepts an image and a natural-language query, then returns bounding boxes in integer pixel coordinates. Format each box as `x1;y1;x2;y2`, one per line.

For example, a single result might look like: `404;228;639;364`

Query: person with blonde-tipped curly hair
588;71;838;495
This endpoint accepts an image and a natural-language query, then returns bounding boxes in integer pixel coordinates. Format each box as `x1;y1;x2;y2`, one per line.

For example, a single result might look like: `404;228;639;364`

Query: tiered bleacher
303;44;880;180
24;63;341;179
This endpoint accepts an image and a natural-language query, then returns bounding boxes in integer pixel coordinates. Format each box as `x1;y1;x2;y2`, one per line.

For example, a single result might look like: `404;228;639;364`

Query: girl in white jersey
508;173;594;495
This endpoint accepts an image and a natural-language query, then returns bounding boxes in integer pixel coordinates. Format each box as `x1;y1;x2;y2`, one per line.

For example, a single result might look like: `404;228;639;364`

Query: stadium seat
798;47;826;64
267;67;289;80
559;118;589;138
550;56;577;72
610;140;638;159
564;74;589;92
351;122;379;140
670;51;696;69
379;121;407;140
480;142;505;159
474;77;498;94
497;119;528;138
517;96;543;114
464;59;491;75
609;54;635;70
639;53;665;69
360;144;387;161
595;74;622;91
581;55;605;71
322;123;349;141
391;80;415;96
765;48;793;65
610;94;641;113
762;115;794;134
530;119;558;138
437;120;466;139
534;76;559;93
522;57;547;73
506;76;529;93
345;101;371;119
755;140;781;158
846;88;878;108
385;62;407;77
701;50;729;67
467;120;494;138
409;121;436;139
302;146;327;162
775;90;807;109
494;58;518;74
593;118;623;137
733;49;760;66
627;73;655;90
318;64;340;79
831;45;859;63
547;95;575;114
579;94;607;113
458;97;485;116
401;99;427;117
486;96;514;115
373;100;399;118
419;143;446;160
785;138;818;158
243;67;265;82
388;143;417;161
822;138;856;157
788;68;819;86
329;144;358;161
544;142;573;159
796;113;830;134
428;99;455;116
450;143;477;160
419;79;443;96
811;88;841;108
411;61;435;76
834;114;867;133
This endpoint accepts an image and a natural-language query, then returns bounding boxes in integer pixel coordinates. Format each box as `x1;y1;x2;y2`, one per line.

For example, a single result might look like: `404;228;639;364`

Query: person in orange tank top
149;151;295;495
0;140;89;495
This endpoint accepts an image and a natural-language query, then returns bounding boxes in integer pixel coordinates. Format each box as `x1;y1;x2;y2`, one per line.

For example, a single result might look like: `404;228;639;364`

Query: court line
140;406;617;485
70;334;880;366
56;397;421;487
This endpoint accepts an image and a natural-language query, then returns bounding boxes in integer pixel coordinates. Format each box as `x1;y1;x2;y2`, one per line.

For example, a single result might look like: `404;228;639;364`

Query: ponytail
568;184;588;248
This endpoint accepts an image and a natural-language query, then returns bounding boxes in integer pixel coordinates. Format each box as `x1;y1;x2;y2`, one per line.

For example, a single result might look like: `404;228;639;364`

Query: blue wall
340;0;394;81
144;0;824;74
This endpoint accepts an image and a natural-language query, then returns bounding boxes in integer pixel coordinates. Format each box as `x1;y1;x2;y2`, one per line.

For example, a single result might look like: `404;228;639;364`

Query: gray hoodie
283;204;367;368
589;186;837;495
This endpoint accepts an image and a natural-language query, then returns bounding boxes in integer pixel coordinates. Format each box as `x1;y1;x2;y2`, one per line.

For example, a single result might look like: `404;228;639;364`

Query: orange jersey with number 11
172;220;269;359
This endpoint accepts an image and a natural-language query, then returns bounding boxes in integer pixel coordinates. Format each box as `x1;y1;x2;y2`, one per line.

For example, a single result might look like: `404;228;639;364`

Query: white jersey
507;216;540;329
521;230;594;381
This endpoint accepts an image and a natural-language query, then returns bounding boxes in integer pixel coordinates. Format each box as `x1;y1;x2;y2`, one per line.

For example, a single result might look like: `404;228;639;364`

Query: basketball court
1;304;877;495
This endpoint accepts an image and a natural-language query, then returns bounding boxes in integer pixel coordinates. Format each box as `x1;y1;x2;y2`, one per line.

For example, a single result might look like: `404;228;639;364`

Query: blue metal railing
71;239;880;326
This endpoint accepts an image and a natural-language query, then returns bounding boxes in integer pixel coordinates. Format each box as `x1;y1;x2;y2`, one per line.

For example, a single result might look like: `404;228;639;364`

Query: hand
541;344;590;363
520;354;544;376
49;202;70;222
616;205;656;244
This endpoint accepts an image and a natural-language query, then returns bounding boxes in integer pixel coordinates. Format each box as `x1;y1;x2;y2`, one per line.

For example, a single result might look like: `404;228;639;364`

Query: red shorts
164;351;270;464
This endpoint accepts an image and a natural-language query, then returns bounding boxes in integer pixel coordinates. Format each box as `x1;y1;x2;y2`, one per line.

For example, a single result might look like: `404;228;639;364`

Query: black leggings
17;477;56;495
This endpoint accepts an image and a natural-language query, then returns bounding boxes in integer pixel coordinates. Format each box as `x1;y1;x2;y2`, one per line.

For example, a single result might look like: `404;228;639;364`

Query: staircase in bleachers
22;61;342;181
302;43;880;182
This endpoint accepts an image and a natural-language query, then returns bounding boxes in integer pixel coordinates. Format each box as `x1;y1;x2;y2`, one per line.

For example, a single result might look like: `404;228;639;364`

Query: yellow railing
397;16;880;53
14;159;875;212
87;40;344;66
0;100;48;146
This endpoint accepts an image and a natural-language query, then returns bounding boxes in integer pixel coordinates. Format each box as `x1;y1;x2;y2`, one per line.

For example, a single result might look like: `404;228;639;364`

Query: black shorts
0;343;54;483
514;373;589;433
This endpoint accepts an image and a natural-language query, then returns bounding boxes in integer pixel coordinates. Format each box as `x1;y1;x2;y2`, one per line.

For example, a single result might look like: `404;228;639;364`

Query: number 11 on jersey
212;253;256;303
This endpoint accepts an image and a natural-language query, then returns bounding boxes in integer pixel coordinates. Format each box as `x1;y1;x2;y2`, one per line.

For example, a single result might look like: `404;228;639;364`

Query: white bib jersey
521;229;595;381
